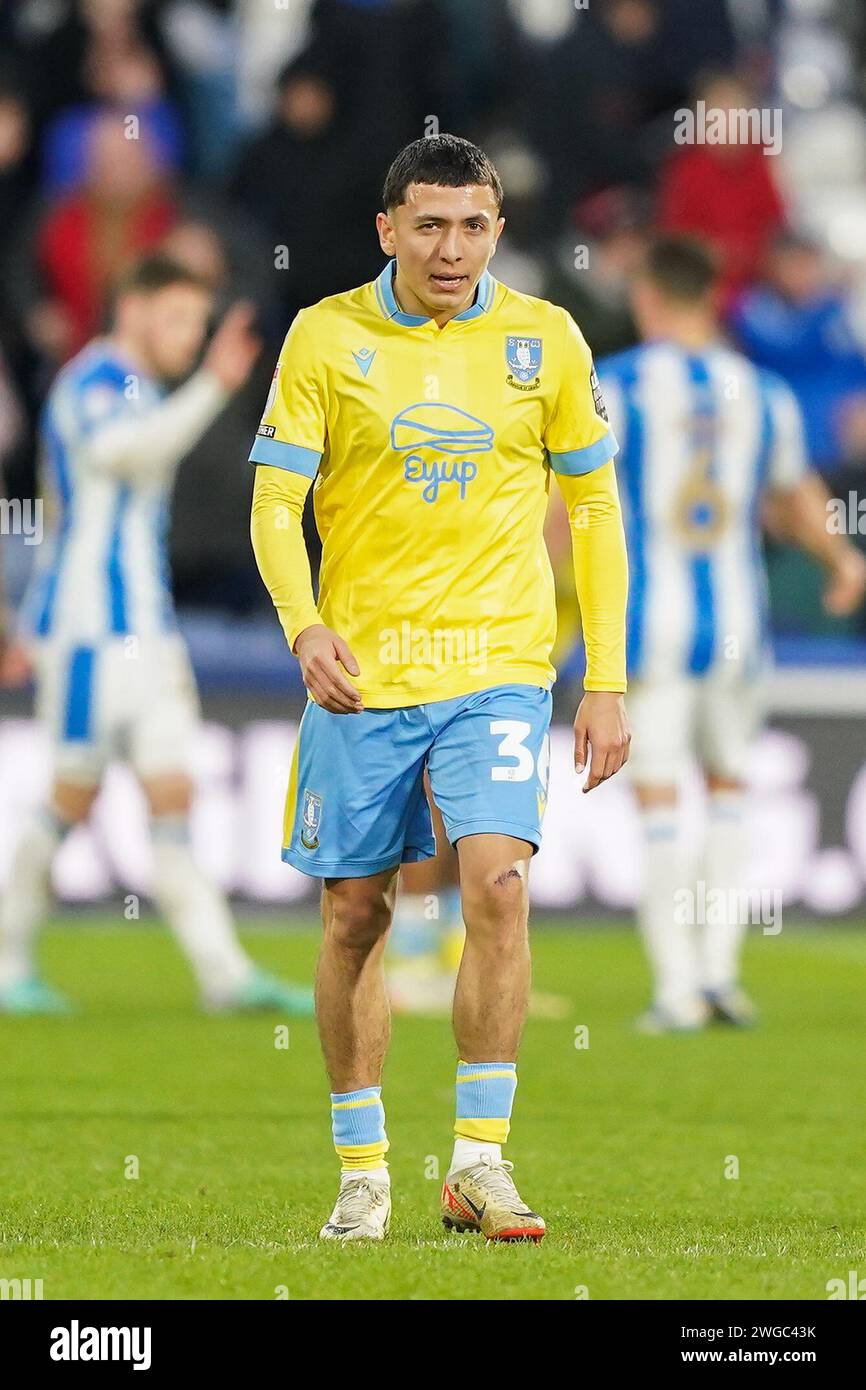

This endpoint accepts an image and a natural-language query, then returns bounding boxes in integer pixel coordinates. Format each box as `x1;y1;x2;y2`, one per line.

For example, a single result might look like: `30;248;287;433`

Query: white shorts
34;633;201;785
625;672;765;786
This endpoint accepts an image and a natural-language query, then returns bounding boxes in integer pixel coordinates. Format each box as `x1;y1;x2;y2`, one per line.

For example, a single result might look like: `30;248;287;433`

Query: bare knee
142;772;192;817
461;864;528;944
52;779;99;824
324;879;395;957
705;773;744;796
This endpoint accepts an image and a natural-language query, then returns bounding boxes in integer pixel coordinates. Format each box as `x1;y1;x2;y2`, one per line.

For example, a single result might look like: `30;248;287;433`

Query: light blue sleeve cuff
548;429;619;476
249;436;321;477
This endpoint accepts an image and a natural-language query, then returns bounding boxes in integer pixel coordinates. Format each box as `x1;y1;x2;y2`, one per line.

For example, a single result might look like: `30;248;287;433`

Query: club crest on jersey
505;336;542;390
300;788;323;850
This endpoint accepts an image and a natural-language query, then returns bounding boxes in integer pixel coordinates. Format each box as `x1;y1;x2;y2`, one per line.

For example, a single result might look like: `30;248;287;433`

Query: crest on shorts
300;788;323;850
505;336;542;390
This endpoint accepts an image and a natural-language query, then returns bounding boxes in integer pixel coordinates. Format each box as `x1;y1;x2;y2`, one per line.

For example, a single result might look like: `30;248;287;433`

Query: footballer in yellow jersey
252;259;627;869
250;134;630;1242
251;263;619;705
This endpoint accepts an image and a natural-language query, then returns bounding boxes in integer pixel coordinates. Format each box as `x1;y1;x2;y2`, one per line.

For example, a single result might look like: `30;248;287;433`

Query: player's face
377;184;504;321
128;284;214;381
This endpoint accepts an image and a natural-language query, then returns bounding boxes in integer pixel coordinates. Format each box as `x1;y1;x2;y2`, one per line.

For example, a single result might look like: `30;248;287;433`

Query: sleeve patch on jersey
590;365;609;423
262;364;280;421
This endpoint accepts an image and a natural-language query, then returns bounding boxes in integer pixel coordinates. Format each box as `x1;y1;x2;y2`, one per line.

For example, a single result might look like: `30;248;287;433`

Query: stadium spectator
13;0;181;133
657;71;786;305
32;112;178;361
729;233;866;478
0;78;40;500
228;50;383;320
40;52;184;198
526;0;689;228
0;79;35;252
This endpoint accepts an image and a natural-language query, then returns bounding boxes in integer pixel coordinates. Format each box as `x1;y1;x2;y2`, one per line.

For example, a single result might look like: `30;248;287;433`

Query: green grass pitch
1;917;864;1301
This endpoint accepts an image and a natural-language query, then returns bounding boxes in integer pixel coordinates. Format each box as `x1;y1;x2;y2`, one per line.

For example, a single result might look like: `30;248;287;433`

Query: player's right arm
86;304;260;483
249;311;362;714
761;378;866;616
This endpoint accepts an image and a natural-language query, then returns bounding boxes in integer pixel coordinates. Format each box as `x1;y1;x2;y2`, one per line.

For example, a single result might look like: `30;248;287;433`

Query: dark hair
641;235;718;302
112;253;210;303
382;134;503;212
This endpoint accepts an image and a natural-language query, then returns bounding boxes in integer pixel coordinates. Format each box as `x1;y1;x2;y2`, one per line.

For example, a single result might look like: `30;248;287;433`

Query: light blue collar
373;260;496;326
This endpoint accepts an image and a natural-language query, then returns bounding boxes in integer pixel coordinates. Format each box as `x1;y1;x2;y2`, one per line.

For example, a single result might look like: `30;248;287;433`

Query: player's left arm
556;463;631;790
762;378;866;616
545;313;630;792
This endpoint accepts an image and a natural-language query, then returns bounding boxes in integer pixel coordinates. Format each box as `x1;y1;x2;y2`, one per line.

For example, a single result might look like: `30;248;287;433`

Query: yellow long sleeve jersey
249;262;628;705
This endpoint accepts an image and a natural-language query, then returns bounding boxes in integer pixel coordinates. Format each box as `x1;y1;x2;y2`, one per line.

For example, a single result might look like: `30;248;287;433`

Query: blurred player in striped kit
598;236;866;1031
0;255;312;1017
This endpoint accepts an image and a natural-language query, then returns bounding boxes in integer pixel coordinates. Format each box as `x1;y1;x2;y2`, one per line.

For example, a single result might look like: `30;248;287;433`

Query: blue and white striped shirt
24;340;226;644
598;340;807;682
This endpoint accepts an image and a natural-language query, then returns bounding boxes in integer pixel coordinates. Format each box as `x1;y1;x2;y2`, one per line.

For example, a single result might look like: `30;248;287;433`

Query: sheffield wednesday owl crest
505;336;542;391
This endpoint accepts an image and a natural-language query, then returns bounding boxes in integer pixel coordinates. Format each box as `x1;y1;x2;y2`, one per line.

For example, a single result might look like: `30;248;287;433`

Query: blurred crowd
1;0;866;638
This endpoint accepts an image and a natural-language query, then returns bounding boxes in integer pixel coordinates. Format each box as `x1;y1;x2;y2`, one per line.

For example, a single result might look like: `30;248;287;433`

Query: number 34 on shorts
282;683;553;879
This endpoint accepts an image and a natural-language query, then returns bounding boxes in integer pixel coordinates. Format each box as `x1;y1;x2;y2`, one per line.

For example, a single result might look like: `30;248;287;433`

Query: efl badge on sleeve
590;364;609;422
300;788;323;850
505;336;542;391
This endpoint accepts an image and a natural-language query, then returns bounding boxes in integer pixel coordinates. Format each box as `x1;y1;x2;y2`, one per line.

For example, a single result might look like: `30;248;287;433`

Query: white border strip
767;667;866;715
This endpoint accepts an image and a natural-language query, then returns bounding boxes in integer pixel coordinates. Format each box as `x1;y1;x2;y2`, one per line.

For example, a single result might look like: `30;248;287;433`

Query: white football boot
319;1172;391;1242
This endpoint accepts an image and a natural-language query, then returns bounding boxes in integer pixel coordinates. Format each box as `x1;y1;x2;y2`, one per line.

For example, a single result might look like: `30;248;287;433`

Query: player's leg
140;771;308;1013
628;678;707;1032
453;832;531;1063
0;642;106;1013
318;870;398;1094
387;784;463;1015
132;636;312;1015
695;679;762;1025
315;867;398;1239
281;698;435;1240
0;777;98;1012
699;771;755;1023
445;833;542;1240
427;684;550;1241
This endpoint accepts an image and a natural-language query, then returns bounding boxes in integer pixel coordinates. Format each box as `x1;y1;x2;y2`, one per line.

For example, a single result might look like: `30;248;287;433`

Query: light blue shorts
283;683;553;878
